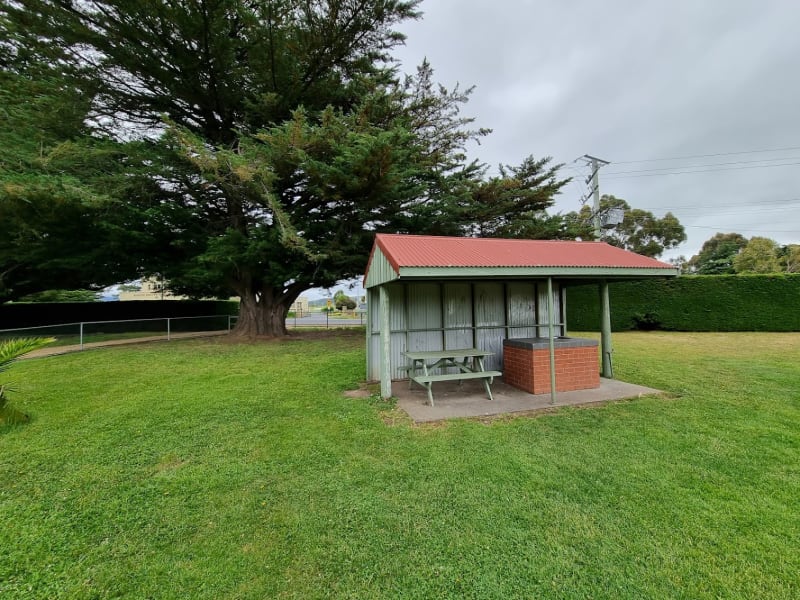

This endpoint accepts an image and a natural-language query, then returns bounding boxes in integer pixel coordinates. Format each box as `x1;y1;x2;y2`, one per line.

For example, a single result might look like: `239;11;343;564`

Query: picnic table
403;348;502;407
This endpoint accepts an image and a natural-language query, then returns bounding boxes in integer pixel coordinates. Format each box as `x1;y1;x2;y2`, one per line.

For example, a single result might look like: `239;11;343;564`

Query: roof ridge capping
376;232;609;243
371;233;676;270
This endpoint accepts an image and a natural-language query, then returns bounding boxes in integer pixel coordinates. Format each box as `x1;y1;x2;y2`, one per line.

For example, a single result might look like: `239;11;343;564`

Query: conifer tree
2;2;570;334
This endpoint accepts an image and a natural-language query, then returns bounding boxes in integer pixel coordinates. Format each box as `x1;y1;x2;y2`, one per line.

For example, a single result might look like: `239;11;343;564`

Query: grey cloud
393;0;800;255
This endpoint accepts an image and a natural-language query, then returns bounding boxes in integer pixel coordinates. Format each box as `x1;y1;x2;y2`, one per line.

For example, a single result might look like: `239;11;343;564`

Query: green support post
365;290;371;382
547;277;557;404
379;285;392;399
600;281;613;378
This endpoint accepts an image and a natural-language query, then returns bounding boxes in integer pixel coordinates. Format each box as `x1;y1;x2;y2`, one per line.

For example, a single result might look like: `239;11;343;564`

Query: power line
650;198;800;210
604;161;800;179
605;156;800;176
612;145;800;165
675;207;800;216
667;208;796;218
641;199;800;213
685;224;799;234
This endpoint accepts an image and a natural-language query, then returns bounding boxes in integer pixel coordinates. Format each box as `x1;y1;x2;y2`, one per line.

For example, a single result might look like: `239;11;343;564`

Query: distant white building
117;278;180;301
290;296;310;315
117;278;238;302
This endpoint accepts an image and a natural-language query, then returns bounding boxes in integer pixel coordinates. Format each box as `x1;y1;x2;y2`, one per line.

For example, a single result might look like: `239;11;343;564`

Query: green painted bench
411;370;503;407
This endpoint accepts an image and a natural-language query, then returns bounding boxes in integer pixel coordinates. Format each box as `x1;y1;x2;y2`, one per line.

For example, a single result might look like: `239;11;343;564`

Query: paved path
23;330;228;359
19;315;366;360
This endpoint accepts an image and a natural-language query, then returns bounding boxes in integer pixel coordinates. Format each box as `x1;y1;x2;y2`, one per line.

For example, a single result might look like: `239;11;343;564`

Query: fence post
80;322;84;350
167;318;171;341
227;315;232;332
326;310;329;329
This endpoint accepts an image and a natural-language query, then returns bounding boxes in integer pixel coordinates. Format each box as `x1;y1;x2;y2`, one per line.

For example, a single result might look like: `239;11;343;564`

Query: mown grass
1;331;798;599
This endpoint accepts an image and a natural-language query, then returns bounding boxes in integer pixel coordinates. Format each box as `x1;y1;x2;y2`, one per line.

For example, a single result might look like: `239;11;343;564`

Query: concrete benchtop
503;336;599;350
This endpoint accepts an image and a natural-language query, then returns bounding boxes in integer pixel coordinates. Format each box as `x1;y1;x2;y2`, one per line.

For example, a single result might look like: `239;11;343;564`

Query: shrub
18;289;99;303
0;337;55;424
567;274;800;332
631;312;662;331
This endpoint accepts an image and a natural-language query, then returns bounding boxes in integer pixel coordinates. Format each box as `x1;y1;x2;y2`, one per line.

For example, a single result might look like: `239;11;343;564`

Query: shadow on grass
0;405;31;428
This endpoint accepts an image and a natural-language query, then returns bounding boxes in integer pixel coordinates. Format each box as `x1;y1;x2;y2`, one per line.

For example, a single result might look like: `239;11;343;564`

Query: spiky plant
0;337;55;423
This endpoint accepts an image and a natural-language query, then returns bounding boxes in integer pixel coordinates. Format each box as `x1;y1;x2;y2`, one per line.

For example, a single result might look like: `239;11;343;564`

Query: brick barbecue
503;337;600;395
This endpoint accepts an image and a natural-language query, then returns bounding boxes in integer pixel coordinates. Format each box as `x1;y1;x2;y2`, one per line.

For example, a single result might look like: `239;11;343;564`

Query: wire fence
0;310;369;351
0;315;237;349
288;310;366;328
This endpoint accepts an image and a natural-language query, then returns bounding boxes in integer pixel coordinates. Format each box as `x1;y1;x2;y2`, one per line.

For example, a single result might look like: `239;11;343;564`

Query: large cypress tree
0;60;156;301
2;2;569;335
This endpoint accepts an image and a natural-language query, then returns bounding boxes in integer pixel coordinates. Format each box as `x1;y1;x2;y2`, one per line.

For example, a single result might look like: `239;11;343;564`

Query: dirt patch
343;381;379;398
380;407;414;427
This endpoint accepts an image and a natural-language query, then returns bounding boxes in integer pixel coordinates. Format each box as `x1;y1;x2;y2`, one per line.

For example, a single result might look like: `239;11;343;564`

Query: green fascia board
397;266;679;279
364;260;679;288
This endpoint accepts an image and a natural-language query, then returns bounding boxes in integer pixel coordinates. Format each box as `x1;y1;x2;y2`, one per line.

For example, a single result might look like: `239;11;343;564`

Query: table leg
409;358;428;389
476;356;493;384
420;360;434;406
482;376;494;401
425;382;435;407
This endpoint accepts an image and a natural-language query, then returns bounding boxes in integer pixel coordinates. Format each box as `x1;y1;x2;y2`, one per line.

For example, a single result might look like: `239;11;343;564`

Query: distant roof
364;234;678;288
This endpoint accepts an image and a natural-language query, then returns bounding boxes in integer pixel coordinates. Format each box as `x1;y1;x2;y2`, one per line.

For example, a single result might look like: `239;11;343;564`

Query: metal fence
0;310;369;351
0;315;237;350
288;310;366;328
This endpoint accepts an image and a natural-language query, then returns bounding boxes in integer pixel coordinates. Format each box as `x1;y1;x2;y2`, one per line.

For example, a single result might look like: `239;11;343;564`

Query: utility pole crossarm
578;154;611;239
582;154;610;166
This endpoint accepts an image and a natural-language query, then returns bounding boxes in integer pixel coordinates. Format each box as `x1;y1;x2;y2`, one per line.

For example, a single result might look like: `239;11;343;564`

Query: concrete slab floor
394;377;664;423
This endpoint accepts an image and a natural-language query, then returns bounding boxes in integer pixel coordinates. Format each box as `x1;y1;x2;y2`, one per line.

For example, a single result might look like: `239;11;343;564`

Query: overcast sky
312;1;799;299
388;0;800;259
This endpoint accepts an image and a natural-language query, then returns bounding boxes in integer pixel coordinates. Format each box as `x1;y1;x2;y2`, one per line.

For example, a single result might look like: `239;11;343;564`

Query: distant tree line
671;233;800;275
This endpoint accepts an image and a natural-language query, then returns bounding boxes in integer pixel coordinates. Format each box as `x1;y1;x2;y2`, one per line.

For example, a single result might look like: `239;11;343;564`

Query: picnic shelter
363;234;679;401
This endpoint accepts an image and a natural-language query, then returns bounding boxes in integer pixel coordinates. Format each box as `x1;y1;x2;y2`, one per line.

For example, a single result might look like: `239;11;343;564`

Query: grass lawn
1;331;798;598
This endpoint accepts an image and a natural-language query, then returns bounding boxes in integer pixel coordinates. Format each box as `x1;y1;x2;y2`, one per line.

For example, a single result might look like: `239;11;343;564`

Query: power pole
577;154;612;378
578;154;610;239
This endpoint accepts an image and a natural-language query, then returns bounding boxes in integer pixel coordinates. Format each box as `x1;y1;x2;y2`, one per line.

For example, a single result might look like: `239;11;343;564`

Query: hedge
0;300;239;330
566;274;800;332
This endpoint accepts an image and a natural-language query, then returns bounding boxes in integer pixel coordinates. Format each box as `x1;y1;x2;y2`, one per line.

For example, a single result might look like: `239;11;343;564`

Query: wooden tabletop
403;348;493;360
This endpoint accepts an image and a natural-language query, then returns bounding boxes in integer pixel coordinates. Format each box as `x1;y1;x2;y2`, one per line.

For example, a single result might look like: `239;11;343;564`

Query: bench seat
411;371;502;384
411;371;502;406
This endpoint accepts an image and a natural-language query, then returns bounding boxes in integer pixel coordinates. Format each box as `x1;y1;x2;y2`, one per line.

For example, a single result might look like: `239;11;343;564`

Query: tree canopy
780;244;800;273
0;68;151;302
333;290;357;310
687;233;799;274
563;195;686;258
687;232;749;274
17;289;99;303
1;1;574;335
732;237;782;274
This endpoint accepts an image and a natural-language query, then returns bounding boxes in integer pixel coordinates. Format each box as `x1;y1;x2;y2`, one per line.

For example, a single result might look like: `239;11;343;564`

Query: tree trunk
232;287;291;337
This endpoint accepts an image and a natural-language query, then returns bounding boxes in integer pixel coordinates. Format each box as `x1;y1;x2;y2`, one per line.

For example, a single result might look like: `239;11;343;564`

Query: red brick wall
503;345;600;394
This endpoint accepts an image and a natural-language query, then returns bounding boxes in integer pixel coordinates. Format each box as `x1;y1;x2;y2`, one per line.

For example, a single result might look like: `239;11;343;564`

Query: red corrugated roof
374;234;675;270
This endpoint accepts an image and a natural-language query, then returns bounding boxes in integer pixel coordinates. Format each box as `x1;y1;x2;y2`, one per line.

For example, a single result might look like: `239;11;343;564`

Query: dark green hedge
566;274;800;332
0;300;239;330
